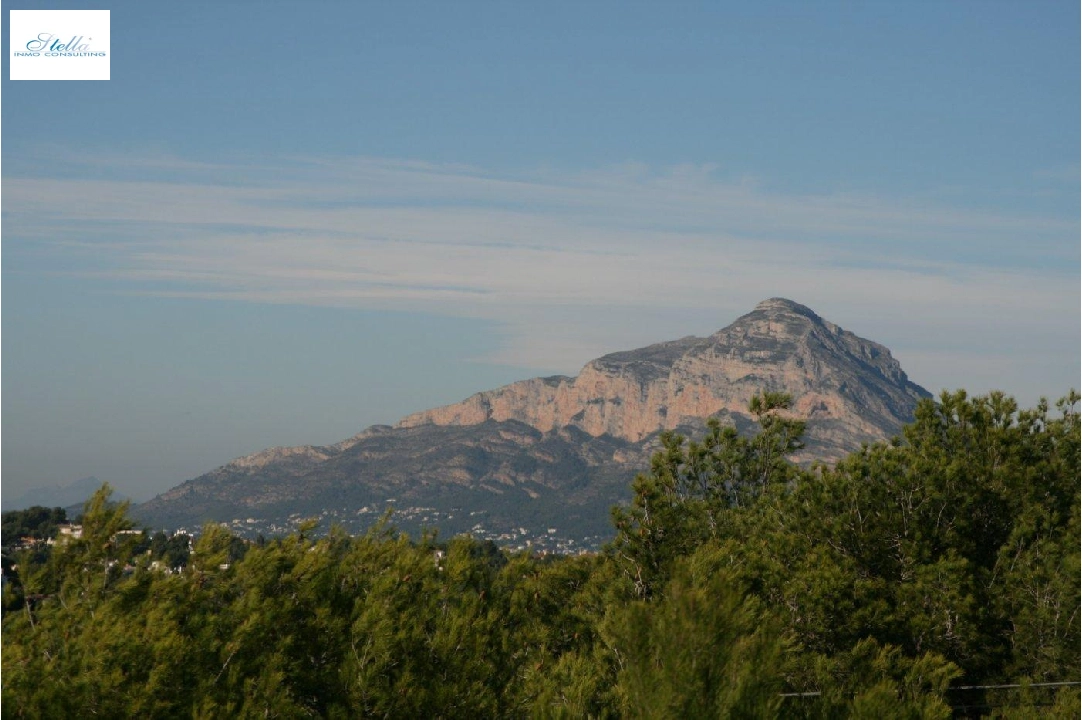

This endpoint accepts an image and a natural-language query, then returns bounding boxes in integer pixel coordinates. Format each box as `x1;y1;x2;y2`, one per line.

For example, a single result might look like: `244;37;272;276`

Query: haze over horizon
3;1;1078;502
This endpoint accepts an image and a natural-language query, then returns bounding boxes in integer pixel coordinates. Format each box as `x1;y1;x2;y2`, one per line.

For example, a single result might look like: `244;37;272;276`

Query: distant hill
2;476;126;513
135;299;930;548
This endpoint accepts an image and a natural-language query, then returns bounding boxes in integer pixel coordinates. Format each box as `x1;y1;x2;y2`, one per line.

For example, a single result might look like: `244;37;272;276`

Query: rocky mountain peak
752;296;822;319
398;299;929;455
715;297;834;342
135;299;931;542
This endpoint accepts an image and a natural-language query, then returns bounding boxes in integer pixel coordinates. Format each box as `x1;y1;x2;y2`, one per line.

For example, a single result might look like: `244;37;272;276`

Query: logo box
10;9;110;80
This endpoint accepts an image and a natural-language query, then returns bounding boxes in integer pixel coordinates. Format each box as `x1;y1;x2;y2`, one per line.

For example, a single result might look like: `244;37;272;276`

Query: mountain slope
398;298;928;459
135;299;929;547
2;476;122;512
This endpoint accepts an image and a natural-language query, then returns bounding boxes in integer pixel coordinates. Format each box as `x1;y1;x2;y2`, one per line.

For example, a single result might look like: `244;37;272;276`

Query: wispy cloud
3;153;1078;401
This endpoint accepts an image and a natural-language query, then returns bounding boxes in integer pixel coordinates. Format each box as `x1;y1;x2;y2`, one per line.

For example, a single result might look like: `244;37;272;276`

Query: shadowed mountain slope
135;299;929;546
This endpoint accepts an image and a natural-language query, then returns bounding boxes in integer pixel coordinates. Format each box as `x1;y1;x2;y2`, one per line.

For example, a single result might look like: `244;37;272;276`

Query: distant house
55;524;83;543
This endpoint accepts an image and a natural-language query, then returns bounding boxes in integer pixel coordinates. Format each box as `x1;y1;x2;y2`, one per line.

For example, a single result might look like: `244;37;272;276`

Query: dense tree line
1;506;69;546
2;391;1078;718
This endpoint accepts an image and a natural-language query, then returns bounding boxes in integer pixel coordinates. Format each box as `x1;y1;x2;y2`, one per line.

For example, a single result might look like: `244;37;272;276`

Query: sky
2;1;1079;502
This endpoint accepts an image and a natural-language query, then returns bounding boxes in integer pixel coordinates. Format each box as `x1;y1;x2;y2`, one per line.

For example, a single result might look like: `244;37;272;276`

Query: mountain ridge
2;476;129;513
396;297;927;456
134;299;930;546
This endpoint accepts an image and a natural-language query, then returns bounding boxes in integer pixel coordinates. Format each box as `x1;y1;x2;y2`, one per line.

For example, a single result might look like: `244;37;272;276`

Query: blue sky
3;1;1079;501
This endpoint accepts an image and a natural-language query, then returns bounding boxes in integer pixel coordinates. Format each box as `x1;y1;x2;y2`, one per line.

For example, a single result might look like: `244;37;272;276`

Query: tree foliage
1;506;67;545
2;391;1077;718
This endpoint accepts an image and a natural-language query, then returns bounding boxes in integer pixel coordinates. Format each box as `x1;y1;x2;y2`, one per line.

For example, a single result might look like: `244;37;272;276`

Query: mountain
399;298;927;460
134;299;930;548
2;476;122;512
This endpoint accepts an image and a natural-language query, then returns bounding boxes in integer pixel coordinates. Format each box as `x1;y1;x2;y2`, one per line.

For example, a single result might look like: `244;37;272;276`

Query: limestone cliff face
226;445;332;471
135;298;931;539
398;298;929;458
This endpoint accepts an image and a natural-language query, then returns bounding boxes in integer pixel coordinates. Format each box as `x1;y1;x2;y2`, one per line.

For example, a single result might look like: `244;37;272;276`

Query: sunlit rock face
398;298;930;460
136;299;929;541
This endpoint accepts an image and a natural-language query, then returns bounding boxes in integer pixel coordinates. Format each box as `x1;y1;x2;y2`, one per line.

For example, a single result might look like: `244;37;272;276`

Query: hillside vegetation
3;390;1078;718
